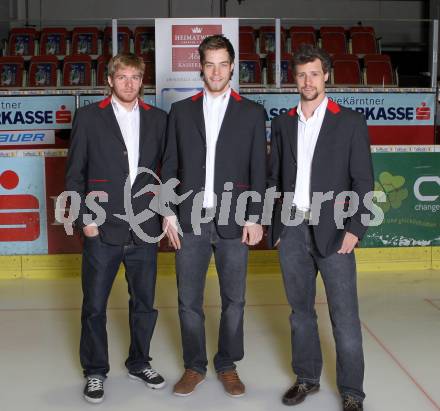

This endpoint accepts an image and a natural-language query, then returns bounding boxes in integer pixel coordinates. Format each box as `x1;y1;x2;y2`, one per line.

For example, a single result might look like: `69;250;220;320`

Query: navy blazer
161;89;267;239
65;96;168;245
267;99;374;256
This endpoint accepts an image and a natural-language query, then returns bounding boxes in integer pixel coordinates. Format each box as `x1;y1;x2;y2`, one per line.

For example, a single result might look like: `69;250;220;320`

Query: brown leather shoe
217;369;245;397
173;369;205;396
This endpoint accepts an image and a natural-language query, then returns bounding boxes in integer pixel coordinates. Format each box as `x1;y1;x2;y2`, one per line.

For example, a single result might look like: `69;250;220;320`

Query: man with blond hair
66;53;167;403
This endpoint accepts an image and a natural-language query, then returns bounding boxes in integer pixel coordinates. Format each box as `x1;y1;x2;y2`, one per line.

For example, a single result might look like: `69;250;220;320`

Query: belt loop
291;206;311;223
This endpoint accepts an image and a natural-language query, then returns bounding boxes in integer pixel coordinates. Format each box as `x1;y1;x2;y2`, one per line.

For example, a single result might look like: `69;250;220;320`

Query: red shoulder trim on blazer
98;96;112;109
288;107;297;116
138;99;152;110
231;89;242;102
191;91;204;101
327;100;341;114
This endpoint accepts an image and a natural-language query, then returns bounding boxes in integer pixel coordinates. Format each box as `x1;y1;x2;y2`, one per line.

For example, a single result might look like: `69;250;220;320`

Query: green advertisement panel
363;152;440;247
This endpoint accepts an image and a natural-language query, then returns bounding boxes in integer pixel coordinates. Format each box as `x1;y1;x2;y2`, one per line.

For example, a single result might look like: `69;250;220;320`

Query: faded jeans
175;221;248;374
279;222;365;401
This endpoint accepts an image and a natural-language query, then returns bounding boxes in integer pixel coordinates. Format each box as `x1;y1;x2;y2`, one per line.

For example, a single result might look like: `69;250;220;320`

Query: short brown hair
198;34;235;65
292;44;331;74
106;53;145;96
198;34;235;79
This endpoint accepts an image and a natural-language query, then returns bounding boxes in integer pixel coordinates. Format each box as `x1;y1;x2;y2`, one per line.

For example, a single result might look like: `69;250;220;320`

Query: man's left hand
242;223;263;246
337;232;359;254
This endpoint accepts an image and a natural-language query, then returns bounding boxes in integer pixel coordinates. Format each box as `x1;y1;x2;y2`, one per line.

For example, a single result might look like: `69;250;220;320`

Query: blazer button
201;186;205;190
123;151;128;156
202;165;205;169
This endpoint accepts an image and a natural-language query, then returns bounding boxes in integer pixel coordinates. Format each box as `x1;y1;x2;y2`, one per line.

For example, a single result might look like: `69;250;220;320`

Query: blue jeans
279;222;365;401
80;233;158;377
175;221;248;374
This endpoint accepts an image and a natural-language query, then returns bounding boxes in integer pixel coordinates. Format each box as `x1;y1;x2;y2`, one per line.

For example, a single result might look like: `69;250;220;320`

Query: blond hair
106;53;145;96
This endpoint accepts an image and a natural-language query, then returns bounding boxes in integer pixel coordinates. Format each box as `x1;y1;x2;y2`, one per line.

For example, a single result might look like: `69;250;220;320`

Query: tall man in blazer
162;35;267;397
268;45;373;411
65;53;167;403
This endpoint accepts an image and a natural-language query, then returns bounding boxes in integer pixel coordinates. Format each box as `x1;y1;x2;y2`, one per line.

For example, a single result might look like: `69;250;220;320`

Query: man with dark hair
268;44;373;411
198;33;236;66
162;34;267;397
291;44;331;75
66;53;167;403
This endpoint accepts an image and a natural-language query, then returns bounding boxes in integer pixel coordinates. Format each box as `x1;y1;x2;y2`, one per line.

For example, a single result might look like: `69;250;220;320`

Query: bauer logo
0;130;55;146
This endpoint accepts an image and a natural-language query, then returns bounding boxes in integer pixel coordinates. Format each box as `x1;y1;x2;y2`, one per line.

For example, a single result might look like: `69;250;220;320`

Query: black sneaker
282;381;320;405
342;395;363;411
128;366;166;389
83;376;104;404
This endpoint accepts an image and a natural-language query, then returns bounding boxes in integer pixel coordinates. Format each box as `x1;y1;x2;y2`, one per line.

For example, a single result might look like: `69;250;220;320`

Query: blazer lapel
192;95;206;143
312;108;339;163
217;92;240;142
99;103;127;149
287;107;298;161
138;105;147;157
288;115;298;161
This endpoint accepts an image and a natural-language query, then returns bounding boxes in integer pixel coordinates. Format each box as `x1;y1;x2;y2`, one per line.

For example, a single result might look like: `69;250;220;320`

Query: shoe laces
183;369;201;380
296;383;309;393
344;396;361;409
220;370;240;383
87;377;103;392
142;367;159;378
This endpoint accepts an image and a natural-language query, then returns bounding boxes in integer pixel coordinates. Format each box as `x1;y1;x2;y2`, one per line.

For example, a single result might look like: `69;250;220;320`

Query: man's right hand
163;216;181;250
83;225;99;238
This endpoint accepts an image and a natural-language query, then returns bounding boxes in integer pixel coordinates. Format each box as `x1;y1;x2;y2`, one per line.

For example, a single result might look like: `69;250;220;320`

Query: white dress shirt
111;97;140;187
293;96;328;211
202;87;231;208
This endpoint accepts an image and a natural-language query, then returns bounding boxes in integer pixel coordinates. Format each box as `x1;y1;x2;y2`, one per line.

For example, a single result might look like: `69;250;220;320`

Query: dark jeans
279;222;365;401
80;233;158;377
175;221;248;374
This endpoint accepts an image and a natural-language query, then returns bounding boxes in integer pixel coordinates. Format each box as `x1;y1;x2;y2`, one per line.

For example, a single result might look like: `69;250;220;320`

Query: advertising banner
0;96;75;131
0;130;55;146
0;93;434;147
247;92;436;144
0;96;75;150
155;18;239;111
364;152;440;247
79;94;156;108
0;157;48;254
45;157;82;254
